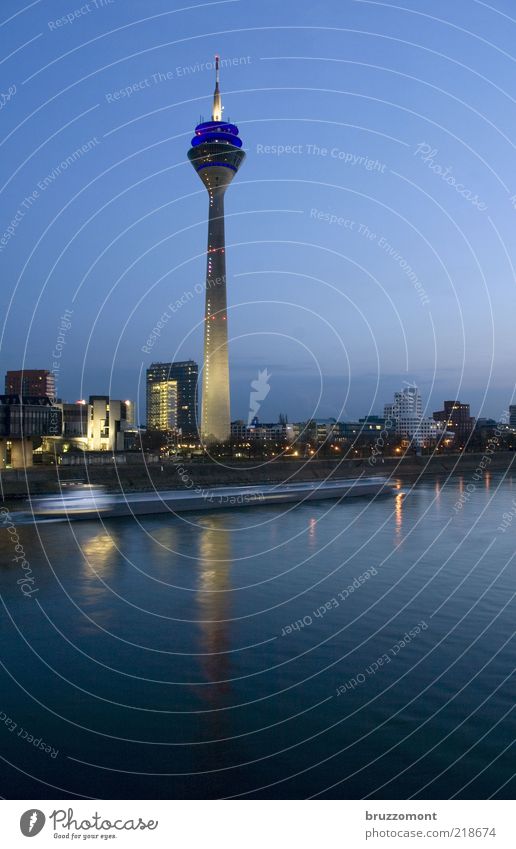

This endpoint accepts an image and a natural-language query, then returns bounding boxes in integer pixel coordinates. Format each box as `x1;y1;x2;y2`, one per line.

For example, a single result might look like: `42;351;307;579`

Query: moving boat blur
20;477;396;522
31;485;112;517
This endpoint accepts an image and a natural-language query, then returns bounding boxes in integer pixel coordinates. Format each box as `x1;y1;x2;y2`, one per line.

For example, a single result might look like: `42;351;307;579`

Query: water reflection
308;516;318;548
3;474;516;798
196;517;233;705
74;530;120;627
80;531;117;575
394;493;403;544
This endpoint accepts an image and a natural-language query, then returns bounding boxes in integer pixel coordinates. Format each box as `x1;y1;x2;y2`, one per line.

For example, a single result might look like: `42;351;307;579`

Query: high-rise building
384;385;423;422
146;365;177;431
384;385;441;447
188;57;245;443
169;360;198;436
146;361;198;435
509;405;516;428
433;400;475;447
5;369;55;399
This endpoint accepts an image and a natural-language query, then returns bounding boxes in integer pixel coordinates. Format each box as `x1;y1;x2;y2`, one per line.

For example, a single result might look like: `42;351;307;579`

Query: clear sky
1;0;516;424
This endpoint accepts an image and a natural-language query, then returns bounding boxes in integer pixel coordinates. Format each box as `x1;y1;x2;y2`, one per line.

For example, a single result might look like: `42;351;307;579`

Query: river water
0;472;515;799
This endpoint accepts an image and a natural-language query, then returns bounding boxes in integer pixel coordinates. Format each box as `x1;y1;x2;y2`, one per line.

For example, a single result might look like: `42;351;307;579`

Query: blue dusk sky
1;0;516;423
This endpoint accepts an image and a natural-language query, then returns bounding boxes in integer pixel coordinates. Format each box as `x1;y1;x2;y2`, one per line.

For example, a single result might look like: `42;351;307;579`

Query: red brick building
5;369;55;399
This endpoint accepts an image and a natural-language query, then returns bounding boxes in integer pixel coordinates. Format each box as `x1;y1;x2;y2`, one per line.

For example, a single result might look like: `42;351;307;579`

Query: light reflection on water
197;516;232;697
0;472;515;799
81;532;117;574
394;492;404;544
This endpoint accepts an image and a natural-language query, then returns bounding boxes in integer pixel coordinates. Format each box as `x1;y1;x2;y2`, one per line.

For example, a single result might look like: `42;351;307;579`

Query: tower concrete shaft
203;184;230;442
188;56;245;444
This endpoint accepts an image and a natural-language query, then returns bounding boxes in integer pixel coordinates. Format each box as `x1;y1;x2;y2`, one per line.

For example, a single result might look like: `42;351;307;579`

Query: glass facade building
146;361;198;436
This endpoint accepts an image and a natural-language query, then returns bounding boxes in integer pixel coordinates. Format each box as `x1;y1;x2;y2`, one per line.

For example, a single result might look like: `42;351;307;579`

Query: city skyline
3;361;508;471
1;0;515;424
1;359;514;424
0;363;506;429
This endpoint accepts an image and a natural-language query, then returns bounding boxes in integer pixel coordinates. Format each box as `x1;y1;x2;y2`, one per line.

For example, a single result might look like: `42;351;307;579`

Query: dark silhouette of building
5;369;55;399
62;402;88;437
433;401;475;447
0;395;62;437
0;395;62;468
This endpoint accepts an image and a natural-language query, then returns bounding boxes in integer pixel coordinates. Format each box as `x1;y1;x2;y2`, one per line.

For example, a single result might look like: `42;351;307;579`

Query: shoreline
1;451;515;503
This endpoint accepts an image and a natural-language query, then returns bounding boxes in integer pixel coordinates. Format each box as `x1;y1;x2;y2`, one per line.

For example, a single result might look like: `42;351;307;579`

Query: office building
62;401;88;437
384;385;423;423
87;396;134;452
5;369;55;400
0;395;62;468
231;419;294;443
433;401;475;447
146;364;177;432
291;419;339;445
384;385;441;447
146;361;198;435
169;361;198;436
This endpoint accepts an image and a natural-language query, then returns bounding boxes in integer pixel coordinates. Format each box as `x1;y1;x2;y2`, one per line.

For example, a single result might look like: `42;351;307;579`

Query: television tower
188;56;245;443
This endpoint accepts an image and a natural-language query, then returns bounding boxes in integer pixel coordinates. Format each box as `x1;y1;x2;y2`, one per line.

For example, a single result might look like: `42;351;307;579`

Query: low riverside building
231;419;294;443
292;419;338;445
87;396;135;452
62;401;88;438
37;396;136;458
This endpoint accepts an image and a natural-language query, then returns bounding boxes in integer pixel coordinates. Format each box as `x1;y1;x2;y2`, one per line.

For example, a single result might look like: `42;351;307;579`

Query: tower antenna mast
212;55;223;122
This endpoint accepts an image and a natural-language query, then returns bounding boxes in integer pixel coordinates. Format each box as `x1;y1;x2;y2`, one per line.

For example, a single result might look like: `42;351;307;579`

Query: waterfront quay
1;452;514;500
